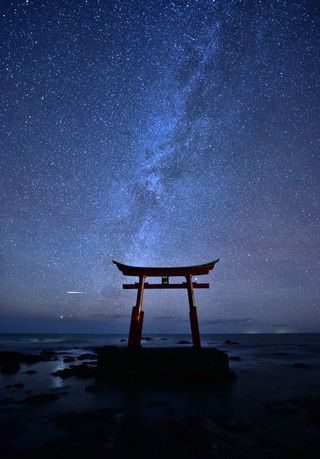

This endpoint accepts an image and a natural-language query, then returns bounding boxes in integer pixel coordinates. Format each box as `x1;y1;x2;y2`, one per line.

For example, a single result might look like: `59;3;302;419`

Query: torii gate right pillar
186;274;201;349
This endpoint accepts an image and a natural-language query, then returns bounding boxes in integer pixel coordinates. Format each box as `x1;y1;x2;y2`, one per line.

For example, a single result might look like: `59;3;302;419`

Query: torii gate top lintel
112;259;219;277
113;259;219;349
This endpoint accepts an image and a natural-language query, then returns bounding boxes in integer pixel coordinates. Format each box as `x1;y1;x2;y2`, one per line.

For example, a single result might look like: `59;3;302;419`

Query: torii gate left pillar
127;275;145;348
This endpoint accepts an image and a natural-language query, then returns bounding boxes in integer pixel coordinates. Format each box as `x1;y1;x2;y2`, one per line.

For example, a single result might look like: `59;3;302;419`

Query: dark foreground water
1;333;320;458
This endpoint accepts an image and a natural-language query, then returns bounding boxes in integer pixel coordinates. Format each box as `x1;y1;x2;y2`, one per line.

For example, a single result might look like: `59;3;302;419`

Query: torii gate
113;259;219;349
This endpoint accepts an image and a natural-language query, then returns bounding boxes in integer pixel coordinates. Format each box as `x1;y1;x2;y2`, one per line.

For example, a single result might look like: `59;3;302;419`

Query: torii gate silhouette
113;259;219;349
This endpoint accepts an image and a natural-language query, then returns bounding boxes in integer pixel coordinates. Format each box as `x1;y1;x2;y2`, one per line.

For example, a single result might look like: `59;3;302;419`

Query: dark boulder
97;347;234;383
13;383;24;389
52;363;96;379
292;363;311;369
0;351;56;375
53;408;117;429
24;392;60;405
210;413;252;433
0;398;17;406
1;360;20;374
84;384;100;393
40;350;57;357
76;353;97;361
63;357;76;363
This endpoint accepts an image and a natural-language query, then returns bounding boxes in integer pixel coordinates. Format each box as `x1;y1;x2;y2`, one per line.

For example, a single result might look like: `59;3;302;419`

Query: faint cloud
90;313;128;320
108;313;128;320
207;318;254;325
153;315;175;321
152;315;188;322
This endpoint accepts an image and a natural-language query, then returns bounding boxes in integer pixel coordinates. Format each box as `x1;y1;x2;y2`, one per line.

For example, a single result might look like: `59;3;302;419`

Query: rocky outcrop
52;363;96;379
0;351;57;375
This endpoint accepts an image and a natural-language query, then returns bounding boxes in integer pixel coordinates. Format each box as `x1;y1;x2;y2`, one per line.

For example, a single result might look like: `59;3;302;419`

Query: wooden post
128;275;145;348
186;274;201;349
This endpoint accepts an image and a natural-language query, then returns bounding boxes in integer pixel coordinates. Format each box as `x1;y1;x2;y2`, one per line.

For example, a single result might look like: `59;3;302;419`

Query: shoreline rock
24;392;60;405
52;363;96;379
292;363;311;369
0;351;57;375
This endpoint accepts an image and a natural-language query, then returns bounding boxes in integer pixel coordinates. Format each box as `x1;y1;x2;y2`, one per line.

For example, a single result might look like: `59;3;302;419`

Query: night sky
1;0;319;334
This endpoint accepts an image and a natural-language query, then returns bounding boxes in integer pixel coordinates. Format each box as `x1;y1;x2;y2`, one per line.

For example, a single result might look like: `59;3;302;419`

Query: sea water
1;332;319;401
1;333;320;456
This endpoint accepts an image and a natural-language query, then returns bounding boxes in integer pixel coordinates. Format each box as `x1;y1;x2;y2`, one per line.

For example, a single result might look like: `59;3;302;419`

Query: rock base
97;347;234;383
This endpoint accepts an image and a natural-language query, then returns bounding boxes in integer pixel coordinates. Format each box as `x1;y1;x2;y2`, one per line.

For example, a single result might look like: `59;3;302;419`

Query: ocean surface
1;333;320;457
1;331;320;352
1;332;320;406
1;332;320;395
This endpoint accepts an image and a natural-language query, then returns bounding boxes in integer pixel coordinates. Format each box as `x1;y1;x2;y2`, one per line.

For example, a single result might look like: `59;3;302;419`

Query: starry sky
1;0;319;334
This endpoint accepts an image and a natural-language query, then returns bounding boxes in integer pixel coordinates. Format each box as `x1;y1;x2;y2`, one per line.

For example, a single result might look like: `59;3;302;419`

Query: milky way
1;0;319;333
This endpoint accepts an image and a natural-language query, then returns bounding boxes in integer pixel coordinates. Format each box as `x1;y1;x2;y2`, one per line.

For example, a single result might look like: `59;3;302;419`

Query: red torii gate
113;259;219;349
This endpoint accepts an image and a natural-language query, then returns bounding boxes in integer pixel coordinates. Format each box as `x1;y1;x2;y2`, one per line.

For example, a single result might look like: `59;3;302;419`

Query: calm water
1;333;320;456
1;332;320;352
1;332;320;402
0;333;320;366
